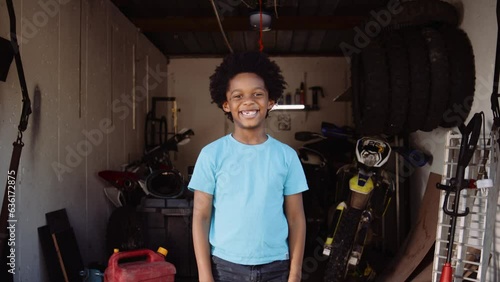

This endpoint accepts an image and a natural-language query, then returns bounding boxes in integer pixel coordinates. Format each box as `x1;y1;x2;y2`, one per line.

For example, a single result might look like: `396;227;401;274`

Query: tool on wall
309;86;324;110
0;0;33;263
436;112;482;282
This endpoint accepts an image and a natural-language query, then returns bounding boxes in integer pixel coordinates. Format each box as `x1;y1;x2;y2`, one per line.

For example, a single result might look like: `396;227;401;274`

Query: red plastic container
104;249;176;282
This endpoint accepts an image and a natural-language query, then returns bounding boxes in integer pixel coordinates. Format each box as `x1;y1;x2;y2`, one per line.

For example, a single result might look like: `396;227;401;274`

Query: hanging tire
439;25;475;128
420;27;451;132
350;46;365;134
389;0;459;29
383;30;410;135
351;37;389;135
351;53;362;134
324;208;363;282
403;28;431;132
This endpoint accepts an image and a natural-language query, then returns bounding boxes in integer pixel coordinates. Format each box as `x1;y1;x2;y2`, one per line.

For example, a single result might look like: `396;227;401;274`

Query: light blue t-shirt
188;134;308;265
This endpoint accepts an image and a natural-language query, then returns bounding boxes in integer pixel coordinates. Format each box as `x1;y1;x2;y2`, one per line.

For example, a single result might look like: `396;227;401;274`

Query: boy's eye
254;92;264;97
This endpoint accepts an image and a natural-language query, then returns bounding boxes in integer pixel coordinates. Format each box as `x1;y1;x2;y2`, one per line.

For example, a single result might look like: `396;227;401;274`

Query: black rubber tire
383;30;410;135
439;25;475;128
146;169;185;198
403;28;431;133
420;27;451;132
351;53;363;134
351;37;389;135
389;0;459;28
324;208;363;282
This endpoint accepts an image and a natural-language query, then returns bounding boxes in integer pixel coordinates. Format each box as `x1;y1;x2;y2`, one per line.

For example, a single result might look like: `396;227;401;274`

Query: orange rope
259;0;264;52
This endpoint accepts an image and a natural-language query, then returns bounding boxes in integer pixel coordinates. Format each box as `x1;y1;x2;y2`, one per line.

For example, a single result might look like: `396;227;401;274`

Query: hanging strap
0;139;24;256
492;0;500;128
5;0;31;130
0;0;32;258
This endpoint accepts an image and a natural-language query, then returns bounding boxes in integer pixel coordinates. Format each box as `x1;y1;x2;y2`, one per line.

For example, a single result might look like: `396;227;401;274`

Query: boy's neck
232;128;268;145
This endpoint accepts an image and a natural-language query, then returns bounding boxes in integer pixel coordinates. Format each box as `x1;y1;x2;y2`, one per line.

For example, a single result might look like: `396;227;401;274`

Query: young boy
189;52;308;282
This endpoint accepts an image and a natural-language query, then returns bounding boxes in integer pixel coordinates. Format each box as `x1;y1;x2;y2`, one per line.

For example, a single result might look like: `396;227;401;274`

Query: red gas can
104;249;176;282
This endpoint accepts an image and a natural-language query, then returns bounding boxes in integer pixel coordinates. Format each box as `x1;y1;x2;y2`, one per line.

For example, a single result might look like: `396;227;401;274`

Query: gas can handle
109;249;158;267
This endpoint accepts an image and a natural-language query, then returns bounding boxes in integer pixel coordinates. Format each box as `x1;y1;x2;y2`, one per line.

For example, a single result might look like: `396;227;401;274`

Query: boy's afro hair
209;51;286;121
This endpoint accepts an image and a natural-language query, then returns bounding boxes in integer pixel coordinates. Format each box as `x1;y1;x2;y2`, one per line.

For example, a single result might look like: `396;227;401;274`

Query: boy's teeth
242;110;257;116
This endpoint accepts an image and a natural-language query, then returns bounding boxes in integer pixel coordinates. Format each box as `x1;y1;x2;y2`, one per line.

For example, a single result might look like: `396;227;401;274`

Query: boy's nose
242;96;257;104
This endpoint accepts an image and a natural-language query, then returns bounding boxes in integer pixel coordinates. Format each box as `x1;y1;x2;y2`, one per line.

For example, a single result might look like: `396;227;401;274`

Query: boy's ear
267;100;275;110
222;101;230;112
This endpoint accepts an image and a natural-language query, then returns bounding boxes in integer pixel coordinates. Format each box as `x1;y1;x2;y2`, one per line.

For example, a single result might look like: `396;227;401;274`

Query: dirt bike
295;123;355;246
322;137;393;282
98;128;194;207
98;127;194;256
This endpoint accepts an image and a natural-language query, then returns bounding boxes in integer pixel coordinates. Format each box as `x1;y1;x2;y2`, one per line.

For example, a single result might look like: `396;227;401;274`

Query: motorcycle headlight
362;153;379;167
355;137;391;168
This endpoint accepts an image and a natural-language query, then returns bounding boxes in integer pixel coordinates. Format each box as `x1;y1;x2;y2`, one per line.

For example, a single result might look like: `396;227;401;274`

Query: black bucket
0;37;14;82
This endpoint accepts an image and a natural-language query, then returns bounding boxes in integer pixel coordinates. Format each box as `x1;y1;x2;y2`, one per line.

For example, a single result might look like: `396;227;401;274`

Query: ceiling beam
132;16;365;32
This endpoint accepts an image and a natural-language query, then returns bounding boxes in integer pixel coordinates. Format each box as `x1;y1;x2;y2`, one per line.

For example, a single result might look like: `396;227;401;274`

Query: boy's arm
284;193;306;282
193;190;214;282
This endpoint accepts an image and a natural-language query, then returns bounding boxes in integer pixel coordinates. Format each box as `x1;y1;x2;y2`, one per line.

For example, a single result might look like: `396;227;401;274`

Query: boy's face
223;72;275;131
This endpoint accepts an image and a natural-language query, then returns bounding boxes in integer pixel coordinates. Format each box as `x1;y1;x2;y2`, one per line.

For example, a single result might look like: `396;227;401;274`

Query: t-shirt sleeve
284;150;309;195
187;148;216;195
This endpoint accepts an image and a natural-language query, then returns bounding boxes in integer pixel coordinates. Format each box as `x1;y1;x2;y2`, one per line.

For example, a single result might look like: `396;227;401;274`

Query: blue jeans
211;256;289;282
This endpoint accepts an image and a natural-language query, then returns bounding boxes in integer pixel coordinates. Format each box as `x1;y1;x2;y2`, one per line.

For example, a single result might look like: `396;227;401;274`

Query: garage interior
0;0;499;281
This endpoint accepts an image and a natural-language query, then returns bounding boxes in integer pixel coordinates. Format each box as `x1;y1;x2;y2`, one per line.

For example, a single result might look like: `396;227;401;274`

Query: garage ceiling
111;0;389;57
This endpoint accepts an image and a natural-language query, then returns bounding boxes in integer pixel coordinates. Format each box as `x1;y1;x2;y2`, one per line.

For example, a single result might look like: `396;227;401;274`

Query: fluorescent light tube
271;104;306;111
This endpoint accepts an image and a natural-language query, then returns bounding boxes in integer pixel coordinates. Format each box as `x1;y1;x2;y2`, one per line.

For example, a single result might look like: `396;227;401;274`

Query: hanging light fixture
271;104;306;111
249;10;272;31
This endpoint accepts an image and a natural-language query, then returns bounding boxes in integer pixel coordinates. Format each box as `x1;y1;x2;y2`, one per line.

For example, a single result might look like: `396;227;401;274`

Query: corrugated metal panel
111;0;389;56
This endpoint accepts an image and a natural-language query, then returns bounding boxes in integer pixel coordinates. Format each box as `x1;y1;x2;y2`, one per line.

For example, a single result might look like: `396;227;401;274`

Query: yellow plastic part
349;175;374;194
336;202;347;211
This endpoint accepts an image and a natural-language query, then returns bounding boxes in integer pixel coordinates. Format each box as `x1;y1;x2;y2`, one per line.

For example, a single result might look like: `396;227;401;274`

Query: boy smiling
189;52;308;282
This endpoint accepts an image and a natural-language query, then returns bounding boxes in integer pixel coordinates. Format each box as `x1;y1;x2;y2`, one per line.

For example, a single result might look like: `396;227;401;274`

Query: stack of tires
351;0;475;136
